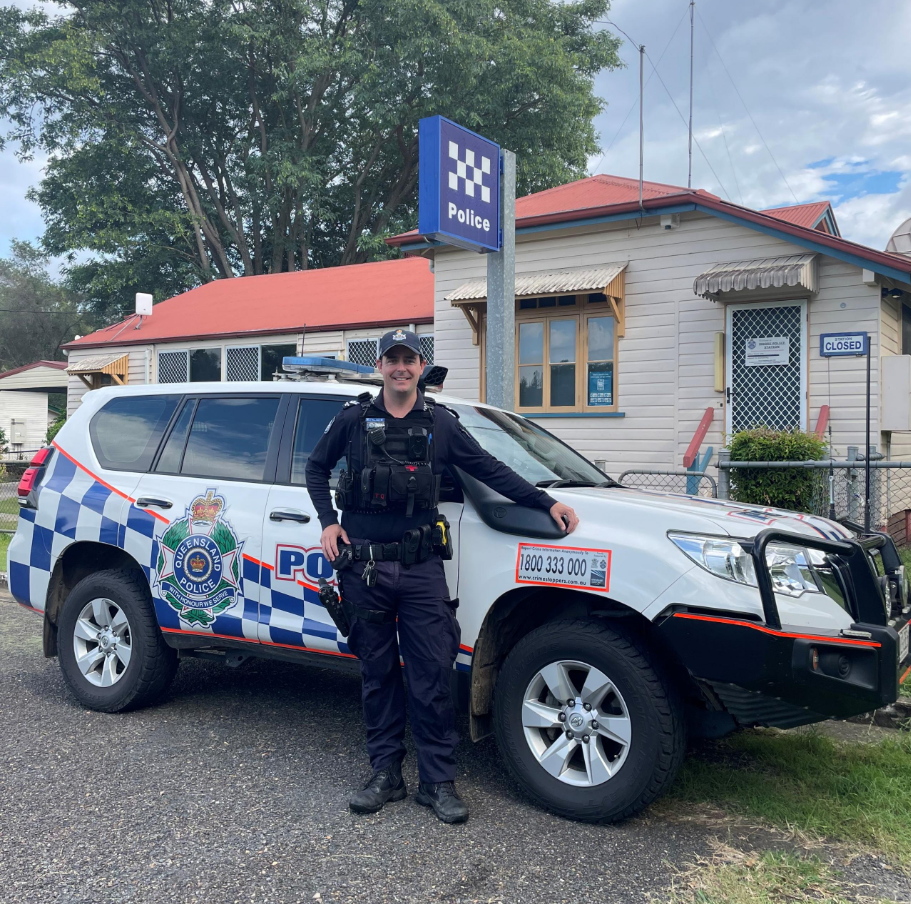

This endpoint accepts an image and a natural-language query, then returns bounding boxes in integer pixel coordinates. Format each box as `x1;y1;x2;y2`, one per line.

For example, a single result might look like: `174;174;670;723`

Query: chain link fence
718;458;911;539
0;460;30;533
616;469;718;497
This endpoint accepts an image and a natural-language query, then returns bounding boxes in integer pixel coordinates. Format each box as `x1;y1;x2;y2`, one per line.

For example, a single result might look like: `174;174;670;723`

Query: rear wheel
493;618;684;822
57;568;178;713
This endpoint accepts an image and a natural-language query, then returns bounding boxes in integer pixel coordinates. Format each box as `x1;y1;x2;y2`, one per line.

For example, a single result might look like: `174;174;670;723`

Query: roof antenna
688;1;695;188
639;43;645;214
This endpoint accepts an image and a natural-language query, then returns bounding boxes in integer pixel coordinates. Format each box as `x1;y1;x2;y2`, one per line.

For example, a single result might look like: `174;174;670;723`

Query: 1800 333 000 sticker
515;543;612;592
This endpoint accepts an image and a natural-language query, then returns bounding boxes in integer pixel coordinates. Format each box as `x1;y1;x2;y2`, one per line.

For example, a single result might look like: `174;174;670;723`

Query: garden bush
728;428;828;513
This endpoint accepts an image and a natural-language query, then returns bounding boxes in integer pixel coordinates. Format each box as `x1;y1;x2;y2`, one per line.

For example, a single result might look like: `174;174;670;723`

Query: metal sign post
418;114;515;409
820;332;871;530
485;150;516;410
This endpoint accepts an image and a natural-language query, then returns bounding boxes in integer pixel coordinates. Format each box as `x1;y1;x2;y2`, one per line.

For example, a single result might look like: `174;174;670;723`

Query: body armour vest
335;393;442;519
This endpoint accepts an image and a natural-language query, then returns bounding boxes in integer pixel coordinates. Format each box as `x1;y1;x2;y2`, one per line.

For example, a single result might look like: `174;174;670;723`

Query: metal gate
725;300;807;434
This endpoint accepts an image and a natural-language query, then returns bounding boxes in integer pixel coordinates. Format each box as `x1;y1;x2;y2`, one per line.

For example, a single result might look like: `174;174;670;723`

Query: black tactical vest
335;393;441;518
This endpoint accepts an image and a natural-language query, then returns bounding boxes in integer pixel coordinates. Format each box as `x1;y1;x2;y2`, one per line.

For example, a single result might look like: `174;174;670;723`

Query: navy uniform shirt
305;389;557;543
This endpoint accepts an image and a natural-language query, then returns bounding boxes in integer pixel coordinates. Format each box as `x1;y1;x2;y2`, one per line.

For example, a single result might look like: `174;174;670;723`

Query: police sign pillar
418;116;512;407
486;150;516;410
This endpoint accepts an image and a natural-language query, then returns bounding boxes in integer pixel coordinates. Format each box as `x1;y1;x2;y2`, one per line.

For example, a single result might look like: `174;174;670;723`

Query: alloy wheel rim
521;659;632;787
72;598;133;688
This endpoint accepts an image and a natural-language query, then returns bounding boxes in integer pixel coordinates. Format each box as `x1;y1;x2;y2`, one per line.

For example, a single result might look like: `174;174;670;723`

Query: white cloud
593;0;911;249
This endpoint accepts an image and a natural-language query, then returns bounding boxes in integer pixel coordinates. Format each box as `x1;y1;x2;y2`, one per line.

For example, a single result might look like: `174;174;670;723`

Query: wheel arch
468;586;661;741
43;541;149;658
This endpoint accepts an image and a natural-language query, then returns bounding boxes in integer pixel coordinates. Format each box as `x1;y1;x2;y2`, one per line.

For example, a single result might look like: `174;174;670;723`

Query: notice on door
745;336;789;366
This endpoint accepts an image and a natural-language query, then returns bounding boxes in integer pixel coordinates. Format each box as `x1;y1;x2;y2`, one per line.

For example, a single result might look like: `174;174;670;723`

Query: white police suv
9;365;911;822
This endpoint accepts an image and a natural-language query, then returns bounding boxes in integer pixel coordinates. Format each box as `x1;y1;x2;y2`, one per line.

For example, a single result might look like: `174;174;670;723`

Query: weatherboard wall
433;209;889;473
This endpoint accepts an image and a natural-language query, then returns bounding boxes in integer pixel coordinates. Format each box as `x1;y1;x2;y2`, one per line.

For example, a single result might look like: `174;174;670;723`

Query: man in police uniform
305;329;579;824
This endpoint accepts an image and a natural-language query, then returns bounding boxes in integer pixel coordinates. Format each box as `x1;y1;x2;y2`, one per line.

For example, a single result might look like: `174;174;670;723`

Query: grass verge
665;846;895;904
0;531;9;572
668;729;911;866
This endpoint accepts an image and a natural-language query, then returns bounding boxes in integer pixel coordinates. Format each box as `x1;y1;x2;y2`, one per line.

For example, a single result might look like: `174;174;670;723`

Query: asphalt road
0;594;715;904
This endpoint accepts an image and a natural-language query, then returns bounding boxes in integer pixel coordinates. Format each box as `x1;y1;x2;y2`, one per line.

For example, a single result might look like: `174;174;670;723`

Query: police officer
305;329;579;824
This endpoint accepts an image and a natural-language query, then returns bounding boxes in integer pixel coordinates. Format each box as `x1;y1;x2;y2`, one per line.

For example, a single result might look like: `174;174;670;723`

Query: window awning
693;253;818;299
66;353;129;387
445;263;627;304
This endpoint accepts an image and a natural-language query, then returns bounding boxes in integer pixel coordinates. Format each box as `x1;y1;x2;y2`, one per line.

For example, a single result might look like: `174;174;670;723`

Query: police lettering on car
305;328;579;823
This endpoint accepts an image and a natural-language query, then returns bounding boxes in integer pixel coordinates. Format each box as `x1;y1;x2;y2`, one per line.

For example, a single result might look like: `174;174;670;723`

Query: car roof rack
275;356;448;392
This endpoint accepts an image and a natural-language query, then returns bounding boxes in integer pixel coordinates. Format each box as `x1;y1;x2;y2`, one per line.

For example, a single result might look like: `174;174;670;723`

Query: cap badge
393;329;406;341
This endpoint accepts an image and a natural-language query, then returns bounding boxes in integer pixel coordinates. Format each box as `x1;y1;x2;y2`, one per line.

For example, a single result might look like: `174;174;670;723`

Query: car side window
179;396;281;482
155;399;195;474
290;398;347;485
89;395;180;471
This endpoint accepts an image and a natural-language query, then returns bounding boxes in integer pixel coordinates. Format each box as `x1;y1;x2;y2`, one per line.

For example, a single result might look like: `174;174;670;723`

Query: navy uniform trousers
341;545;461;784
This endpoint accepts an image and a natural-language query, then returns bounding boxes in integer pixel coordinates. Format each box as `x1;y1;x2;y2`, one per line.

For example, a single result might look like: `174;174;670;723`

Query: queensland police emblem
155;490;243;627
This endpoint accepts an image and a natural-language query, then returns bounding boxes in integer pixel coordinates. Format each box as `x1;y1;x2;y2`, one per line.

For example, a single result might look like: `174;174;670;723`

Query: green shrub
728;428;828;513
46;411;66;444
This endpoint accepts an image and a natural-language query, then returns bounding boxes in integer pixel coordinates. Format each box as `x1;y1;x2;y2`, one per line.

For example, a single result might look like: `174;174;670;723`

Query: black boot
415;781;469;824
349;763;407;814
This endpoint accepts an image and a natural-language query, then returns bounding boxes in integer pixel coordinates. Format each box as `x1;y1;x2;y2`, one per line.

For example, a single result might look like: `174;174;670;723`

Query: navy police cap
378;328;422;357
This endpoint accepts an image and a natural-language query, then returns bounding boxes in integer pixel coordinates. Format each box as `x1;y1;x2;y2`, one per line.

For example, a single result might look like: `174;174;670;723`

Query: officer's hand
550;502;579;534
321;524;351;562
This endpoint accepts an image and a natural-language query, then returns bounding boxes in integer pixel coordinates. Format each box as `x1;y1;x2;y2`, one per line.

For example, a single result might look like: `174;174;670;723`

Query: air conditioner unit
10;418;27;443
883;355;911;431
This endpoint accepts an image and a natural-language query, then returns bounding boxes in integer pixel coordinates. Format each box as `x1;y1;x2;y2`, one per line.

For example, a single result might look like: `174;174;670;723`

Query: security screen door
725;300;807;435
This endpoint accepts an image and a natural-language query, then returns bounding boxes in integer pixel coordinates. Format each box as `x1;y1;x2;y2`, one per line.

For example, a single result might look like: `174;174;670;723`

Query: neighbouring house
62;257;435;414
0;360;69;459
388;174;911;472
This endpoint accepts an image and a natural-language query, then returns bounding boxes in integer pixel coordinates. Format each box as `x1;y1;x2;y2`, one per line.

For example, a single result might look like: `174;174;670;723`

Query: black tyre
493;618;684;822
57;568;178;713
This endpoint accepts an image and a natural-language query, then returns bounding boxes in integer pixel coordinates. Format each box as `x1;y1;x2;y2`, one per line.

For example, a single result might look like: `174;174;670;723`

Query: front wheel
57;568;178;713
493;618;684;822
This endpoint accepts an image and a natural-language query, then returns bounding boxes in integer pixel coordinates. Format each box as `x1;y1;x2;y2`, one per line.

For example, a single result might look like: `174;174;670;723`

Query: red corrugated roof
514;173;714;218
763;201;835;232
0;360;68;380
387;174;911;280
65;257;434;350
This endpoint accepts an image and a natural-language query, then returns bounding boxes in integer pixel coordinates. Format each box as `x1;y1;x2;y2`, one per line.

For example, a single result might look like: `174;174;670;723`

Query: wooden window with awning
445;265;626;411
66;353;129;390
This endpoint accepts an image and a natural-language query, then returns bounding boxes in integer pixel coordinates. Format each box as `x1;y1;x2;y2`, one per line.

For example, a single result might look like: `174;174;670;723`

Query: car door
259;393;352;656
130;392;287;644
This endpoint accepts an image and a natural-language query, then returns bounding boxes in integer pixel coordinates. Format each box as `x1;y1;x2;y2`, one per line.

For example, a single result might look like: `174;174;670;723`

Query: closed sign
820;332;869;357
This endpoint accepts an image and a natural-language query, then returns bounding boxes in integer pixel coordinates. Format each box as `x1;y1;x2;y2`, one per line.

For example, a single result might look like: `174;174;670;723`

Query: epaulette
433;400;459;419
343;390;374;411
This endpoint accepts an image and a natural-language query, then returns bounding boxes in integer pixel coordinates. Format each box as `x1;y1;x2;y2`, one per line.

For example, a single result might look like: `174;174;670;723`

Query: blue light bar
282;356;375;374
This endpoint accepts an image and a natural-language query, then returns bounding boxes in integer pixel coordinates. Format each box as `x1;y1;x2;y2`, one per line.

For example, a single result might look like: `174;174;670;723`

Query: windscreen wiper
535;478;618;488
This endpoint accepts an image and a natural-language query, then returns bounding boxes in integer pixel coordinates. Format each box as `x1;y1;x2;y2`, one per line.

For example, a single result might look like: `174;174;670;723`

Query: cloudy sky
591;0;911;249
1;0;910;260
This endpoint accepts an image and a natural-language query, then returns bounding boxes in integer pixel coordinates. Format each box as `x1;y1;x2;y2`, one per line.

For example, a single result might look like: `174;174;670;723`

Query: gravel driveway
0;594;714;904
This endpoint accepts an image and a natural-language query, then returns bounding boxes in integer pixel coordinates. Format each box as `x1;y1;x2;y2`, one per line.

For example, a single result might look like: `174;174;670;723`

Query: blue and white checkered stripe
9;447;135;611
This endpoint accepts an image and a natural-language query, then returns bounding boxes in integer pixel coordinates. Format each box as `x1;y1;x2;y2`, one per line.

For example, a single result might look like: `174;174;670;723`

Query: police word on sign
418;116;500;253
820;332;869;357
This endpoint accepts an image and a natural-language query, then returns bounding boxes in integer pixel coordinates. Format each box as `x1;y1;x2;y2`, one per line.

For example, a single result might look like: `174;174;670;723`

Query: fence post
846;446;860;523
717;448;730;500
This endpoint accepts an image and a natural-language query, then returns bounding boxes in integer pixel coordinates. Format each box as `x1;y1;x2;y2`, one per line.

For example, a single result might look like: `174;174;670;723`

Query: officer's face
378;348;424;393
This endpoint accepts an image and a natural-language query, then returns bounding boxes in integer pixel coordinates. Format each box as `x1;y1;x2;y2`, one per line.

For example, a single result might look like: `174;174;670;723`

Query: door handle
269;510;311;523
137;497;173;509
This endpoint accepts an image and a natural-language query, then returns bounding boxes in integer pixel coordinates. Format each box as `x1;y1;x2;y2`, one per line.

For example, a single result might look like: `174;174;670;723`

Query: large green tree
0;0;620;319
0;242;88;371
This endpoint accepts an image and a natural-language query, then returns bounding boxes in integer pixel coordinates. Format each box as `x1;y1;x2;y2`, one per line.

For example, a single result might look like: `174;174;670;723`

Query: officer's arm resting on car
435;407;579;534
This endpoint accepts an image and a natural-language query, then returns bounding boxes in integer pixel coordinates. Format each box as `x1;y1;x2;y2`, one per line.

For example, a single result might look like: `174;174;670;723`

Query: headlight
668;533;822;598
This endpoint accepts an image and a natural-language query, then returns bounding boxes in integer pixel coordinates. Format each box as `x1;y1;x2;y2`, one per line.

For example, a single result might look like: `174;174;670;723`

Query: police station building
62;258;434;415
389;172;911;471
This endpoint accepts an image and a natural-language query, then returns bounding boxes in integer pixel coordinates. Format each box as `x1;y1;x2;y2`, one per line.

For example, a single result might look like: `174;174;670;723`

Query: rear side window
180;396;280;481
90;395;180;472
290;398;347;485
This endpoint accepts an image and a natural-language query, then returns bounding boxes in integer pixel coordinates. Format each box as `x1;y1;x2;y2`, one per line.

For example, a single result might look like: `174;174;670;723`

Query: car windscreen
447;404;610;486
